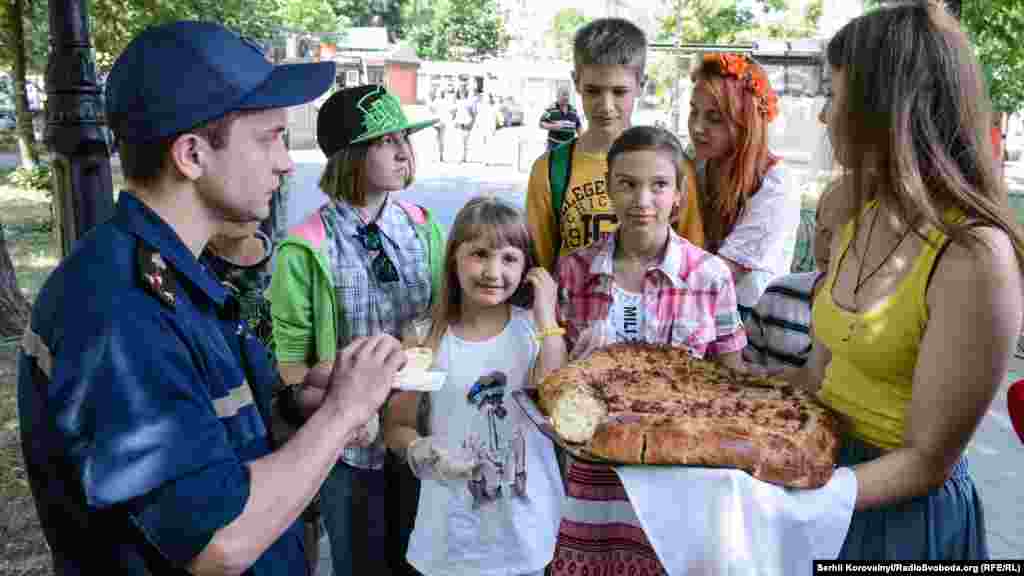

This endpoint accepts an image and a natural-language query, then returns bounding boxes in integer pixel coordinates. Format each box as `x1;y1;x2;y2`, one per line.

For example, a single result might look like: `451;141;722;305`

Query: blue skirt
837;437;989;561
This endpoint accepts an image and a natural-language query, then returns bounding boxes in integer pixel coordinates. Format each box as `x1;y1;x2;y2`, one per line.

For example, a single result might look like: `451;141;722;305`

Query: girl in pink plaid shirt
549;125;747;576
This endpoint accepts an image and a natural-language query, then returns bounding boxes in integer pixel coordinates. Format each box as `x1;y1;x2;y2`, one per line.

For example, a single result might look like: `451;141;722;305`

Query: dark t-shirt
201;231;275;352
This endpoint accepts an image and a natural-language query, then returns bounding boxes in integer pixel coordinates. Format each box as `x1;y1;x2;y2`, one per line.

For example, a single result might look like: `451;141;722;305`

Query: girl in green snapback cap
270;84;446;576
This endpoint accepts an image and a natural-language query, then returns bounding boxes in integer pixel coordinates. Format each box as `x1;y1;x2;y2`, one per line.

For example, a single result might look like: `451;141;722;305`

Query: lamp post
45;0;114;258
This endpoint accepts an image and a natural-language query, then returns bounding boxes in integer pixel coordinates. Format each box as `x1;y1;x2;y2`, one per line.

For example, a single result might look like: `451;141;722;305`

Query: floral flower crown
702;53;779;123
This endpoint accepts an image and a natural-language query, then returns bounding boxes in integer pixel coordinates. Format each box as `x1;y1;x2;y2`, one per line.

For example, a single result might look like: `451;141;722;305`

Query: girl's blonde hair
691;54;779;252
318;135;417;206
827;1;1024;262
426;197;538;350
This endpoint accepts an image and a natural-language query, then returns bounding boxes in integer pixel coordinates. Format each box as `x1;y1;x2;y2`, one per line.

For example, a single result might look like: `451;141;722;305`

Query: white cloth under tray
614;465;857;576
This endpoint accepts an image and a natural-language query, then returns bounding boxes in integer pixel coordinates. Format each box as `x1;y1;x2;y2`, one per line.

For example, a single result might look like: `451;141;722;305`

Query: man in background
539;86;582;151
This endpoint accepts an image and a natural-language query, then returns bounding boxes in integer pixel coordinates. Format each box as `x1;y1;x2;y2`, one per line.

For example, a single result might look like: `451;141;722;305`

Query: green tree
0;0;49;168
0;0;46;73
407;0;509;61
277;0;344;35
658;0;822;44
805;0;824;31
546;8;590;62
0;0;46;332
334;0;407;40
89;0;284;71
749;0;824;39
961;1;1024;114
657;0;757;44
866;1;1024;127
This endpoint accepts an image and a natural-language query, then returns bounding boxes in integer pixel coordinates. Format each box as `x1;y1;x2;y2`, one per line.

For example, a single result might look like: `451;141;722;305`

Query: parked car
498;96;524;128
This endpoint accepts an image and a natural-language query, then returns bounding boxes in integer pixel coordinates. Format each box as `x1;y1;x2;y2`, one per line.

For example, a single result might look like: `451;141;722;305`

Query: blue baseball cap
106;21;336;145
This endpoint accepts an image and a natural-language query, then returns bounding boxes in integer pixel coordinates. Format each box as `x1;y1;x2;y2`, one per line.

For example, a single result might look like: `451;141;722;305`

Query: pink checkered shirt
556;231;747;359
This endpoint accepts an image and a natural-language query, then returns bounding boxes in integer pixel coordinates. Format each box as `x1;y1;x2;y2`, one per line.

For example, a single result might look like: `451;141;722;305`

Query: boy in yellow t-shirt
527;18;703;271
526;18;647;271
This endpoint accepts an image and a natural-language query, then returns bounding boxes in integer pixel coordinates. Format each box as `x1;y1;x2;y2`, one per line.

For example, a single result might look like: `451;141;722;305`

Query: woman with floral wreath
685;52;801;319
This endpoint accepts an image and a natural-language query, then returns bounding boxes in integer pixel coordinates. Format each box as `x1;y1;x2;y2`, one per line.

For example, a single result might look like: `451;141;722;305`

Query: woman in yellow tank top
786;2;1024;561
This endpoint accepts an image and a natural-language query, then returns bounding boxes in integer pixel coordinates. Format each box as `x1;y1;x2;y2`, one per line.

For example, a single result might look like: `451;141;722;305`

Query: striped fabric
551;459;667;576
742;271;822;370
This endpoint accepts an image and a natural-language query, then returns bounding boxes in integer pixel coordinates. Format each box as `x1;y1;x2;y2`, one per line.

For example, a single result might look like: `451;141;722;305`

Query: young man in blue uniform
16;21;406;575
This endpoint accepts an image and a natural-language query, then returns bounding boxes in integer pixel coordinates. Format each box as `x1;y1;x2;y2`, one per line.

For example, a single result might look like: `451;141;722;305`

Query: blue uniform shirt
17;193;306;575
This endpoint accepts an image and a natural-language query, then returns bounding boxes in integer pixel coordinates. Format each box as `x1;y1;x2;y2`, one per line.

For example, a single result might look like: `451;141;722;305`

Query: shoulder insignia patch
138;241;177;308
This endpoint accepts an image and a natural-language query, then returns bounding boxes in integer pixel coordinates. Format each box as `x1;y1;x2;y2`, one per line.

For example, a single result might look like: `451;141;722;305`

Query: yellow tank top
813;201;953;450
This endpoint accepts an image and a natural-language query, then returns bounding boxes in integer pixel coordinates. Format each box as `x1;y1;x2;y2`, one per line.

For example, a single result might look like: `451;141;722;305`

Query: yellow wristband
534;326;566;342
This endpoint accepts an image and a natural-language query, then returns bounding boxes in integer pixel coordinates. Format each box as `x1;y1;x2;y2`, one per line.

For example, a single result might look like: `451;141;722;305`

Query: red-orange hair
692;53;779;251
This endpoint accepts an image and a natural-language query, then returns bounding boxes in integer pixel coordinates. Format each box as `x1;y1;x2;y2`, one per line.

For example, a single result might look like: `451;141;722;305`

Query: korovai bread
537;343;841;489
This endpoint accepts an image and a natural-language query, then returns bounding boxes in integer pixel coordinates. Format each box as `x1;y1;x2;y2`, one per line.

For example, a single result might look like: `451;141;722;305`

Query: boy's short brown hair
573;18;648;82
118;111;245;188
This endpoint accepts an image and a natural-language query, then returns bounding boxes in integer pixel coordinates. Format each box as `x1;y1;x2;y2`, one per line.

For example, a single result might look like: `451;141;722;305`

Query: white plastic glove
346;413;379;448
407;436;479;484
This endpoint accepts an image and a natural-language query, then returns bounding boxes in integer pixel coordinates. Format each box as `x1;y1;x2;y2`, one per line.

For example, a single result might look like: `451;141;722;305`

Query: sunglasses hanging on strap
356;222;400;283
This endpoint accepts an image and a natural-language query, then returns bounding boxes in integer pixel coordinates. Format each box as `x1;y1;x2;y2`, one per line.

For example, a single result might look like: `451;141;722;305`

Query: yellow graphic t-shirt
527;149;613;271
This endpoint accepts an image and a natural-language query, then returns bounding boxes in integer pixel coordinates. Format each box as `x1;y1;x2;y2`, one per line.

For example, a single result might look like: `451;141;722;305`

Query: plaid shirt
557;231;746;360
322;199;433;469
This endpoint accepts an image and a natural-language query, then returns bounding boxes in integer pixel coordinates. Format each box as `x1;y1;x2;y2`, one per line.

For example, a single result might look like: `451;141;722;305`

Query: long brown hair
827;0;1024;262
426;197;538;350
691;54;779;251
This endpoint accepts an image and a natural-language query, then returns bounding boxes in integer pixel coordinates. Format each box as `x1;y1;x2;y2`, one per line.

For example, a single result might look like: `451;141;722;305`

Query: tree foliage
0;0;44;168
0;0;47;72
334;0;406;40
546;8;590;62
88;0;285;71
863;1;1024;114
406;0;509;62
658;0;822;44
961;1;1024;114
277;0;344;35
658;0;757;44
